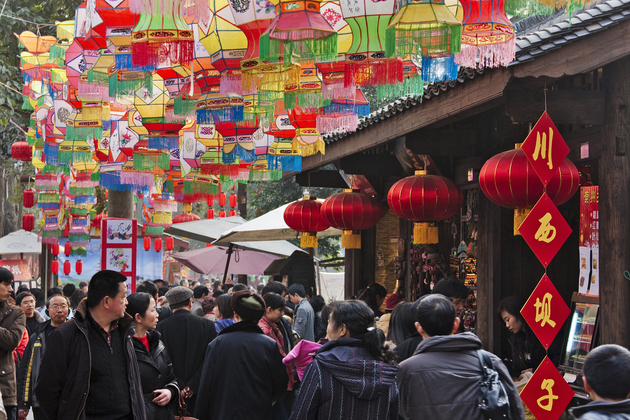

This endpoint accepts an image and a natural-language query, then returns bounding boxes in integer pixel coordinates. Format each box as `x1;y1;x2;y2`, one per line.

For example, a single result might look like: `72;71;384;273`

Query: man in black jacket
35;270;146;420
17;294;69;420
195;290;288;420
156;286;216;415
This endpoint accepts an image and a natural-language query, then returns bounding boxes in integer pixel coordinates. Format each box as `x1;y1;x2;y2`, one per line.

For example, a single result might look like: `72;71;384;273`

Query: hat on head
165;286;193;307
231;290;266;322
385;292;404;311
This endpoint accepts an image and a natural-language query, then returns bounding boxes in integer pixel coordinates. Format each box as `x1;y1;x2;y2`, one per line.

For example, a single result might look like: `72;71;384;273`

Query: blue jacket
293;299;314;342
290;338;399;420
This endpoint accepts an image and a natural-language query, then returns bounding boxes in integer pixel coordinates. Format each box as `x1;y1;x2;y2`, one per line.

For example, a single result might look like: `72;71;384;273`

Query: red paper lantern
154;238;162;252
228;210;236;217
218;210;226;218
207;208;215;219
63;260;71;275
23;189;35;208
51;260;59;274
76;260;83;275
166;236;174;250
218;193;227;207
229;194;237;208
92;213;106;235
22;213;35;231
64;242;72;256
11;141;32;161
143;236;151;251
479;145;579;234
284;197;330;248
172;213;201;224
321;190;383;249
64;223;69;238
51;244;60;256
387;171;463;244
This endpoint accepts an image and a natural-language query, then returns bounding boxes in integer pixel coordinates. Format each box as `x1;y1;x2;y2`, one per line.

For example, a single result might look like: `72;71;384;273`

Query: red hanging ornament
387;170;463;244
64;242;72;256
218;193;227;207
52;244;60;256
22;213;35;231
63;260;71;275
172;213;201;223
218;210;226;218
51;260;59;274
76;260;83;275
283;197;330;248
228;210;236;217
11;141;32;161
64;223;70;238
166;236;174;250
143;236;151;251
154;238;162;252
23;189;35;208
229;194;237;208
207;208;215;219
321;190;383;249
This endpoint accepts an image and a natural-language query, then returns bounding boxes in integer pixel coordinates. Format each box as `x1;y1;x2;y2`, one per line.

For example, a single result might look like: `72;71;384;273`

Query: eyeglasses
51;304;68;311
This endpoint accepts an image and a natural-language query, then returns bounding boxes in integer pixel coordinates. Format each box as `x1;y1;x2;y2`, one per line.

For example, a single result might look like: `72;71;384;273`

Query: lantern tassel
413;222;439;244
514;208;531;236
341;230;361;249
454;42;516;70
300;232;318;248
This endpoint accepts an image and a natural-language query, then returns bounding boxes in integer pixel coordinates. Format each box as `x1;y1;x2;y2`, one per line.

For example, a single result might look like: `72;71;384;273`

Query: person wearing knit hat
195;289;289;420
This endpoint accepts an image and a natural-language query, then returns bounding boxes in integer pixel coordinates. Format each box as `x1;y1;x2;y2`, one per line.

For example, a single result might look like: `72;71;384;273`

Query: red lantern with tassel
479;144;579;235
143;236;151;251
22;213;35;231
207;208;215;219
218;210;226;218
218;193;227;207
64;242;72;256
284;197;330;248
229;194;237;208
321;190;383;249
154;238;162;252
76;260;83;275
23;189;35;208
228;210;236;217
51;260;59;274
388;171;463;244
63;260;71;275
166;236;174;250
11;141;32;161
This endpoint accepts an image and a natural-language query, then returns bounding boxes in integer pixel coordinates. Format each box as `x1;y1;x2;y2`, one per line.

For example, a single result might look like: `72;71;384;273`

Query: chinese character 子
535;213;557;243
533;127;554;170
536;379;559;411
534;292;556;328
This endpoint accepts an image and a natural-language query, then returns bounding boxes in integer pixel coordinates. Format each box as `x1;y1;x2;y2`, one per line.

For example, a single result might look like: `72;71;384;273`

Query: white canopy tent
0;230;42;255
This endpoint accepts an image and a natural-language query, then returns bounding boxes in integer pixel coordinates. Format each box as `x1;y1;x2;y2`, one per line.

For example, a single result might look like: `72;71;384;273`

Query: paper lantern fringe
421;55;459;83
386;24;462;58
454;41;516;69
345;59;403;87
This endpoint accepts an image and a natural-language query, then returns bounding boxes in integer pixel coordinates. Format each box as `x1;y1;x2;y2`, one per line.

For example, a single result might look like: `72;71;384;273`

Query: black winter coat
17;321;51;410
194;321;289;420
34;299;146;420
133;330;178;420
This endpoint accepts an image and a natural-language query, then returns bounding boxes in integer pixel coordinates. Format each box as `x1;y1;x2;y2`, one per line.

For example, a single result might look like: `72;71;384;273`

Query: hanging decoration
283;196;330;248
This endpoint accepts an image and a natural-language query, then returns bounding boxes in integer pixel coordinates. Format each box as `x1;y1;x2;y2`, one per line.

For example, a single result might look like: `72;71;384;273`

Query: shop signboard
520;357;575;420
101;218;137;293
0;260;32;281
521;111;570;186
518;193;572;268
521;274;571;350
578;186;599;296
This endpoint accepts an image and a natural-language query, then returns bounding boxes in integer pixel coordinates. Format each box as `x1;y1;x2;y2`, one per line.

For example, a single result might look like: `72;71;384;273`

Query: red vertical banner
578;186;599;296
101;218;138;293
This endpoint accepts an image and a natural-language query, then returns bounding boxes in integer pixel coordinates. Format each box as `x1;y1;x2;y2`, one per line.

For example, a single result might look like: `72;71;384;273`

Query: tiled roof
323;0;630;144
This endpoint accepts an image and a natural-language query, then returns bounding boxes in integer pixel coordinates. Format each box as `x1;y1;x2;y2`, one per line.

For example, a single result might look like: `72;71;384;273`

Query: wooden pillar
599;56;630;348
108;190;134;218
476;193;503;353
344;249;361;299
361;225;376;287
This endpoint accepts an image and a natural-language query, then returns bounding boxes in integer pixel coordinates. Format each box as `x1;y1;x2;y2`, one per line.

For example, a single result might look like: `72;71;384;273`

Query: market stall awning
0;230;42;255
213;202;341;245
171;246;281;275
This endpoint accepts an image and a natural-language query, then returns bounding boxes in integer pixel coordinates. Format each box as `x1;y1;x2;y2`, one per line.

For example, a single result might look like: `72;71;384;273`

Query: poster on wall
578;186;599;296
101;218;137;292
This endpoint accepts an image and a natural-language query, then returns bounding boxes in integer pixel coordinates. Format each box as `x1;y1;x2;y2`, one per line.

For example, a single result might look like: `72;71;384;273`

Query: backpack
477;349;513;420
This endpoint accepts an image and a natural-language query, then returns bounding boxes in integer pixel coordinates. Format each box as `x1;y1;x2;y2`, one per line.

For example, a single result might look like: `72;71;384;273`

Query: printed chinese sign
521;111;570;186
520;357;575;420
578;186;599;296
101;218;137;292
521;274;571;350
518;193;572;268
0;260;32;281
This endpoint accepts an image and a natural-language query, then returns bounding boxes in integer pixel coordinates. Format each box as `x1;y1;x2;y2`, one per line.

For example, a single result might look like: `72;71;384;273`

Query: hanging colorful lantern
11;141;32;161
76;260;83;275
154;237;162;252
143;236;152;251
289;109;324;157
23;189;36;208
387;170;463;244
172;203;202;223
454;0;515;69
166;236;174;250
320;189;383;249
63;260;71;275
479;144;579;234
283;196;330;248
22;213;35;231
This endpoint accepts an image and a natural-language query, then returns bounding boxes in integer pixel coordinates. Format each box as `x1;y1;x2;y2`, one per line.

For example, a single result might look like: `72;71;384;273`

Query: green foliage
247;176;342;259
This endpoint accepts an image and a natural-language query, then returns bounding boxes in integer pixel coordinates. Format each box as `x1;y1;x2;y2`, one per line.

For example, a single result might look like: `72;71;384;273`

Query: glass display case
559;293;600;398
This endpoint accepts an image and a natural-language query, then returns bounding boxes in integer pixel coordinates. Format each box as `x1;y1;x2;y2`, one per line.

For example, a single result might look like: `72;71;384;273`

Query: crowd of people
0;267;627;420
